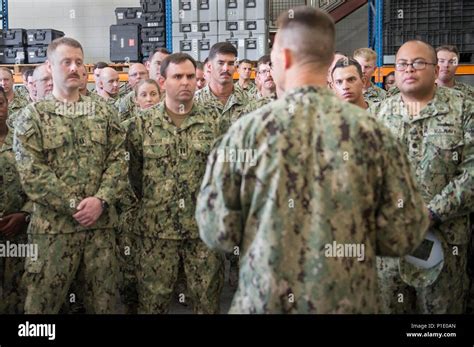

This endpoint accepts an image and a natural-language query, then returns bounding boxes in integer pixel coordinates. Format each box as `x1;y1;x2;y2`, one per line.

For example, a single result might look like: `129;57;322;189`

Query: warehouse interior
0;0;473;332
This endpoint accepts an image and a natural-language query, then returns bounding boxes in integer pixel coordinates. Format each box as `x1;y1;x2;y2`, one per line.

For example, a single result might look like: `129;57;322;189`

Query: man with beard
255;55;277;102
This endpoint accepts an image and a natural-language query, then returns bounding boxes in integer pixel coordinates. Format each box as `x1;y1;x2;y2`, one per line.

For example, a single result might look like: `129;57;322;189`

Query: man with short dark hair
15;68;34;101
331;57;371;109
126;53;223;313
436;45;474;99
146;48;171;90
235;59;256;94
195;42;260;138
195;61;206;90
372;40;474;314
0;68;29;125
14;37;127;314
196;6;428;314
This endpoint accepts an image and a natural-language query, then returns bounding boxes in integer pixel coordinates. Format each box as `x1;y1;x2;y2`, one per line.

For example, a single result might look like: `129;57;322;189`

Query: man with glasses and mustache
255;55;277;102
436;45;474;99
372;40;474;314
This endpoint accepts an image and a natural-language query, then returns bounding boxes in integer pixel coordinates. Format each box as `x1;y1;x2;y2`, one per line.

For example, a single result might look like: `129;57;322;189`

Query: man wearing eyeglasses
436;45;474;99
254;55;276;102
372;40;474;314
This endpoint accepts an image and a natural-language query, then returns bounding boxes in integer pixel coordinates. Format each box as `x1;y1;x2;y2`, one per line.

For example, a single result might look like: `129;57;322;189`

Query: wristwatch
99;198;109;212
24;213;31;223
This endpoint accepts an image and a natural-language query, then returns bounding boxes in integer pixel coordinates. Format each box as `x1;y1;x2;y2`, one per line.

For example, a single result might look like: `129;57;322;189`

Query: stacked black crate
171;0;218;62
111;7;144;62
0;29;27;64
26;29;65;63
383;0;474;62
140;0;166;61
217;0;269;61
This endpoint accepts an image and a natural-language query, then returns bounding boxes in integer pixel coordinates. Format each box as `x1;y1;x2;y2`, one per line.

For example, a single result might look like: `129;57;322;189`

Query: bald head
397;40;437;63
128;63;149;88
99;67;120;97
395;40;438;100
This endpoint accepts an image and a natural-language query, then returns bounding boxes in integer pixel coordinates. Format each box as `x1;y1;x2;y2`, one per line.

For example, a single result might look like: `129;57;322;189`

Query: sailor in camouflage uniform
0;87;31;314
126;53;224;314
196;7;429;314
353;48;387;103
13;38;127;314
372;40;474;314
194;42;264;139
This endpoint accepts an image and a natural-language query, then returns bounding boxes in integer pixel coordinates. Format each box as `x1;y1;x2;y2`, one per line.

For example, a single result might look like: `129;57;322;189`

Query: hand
0;213;28;238
73;197;104;228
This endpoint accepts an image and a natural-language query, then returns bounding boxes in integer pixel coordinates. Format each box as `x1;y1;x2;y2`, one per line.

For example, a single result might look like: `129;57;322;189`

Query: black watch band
99;199;109;212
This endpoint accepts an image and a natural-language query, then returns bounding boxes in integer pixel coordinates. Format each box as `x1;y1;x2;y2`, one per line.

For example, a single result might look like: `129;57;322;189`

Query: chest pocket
423;134;463;174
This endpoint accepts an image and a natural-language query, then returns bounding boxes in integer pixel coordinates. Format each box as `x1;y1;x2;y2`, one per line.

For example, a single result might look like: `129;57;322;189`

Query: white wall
9;0;140;63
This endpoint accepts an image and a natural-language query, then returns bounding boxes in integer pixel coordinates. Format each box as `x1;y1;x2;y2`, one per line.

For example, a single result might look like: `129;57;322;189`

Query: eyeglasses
258;69;272;75
395;61;437;71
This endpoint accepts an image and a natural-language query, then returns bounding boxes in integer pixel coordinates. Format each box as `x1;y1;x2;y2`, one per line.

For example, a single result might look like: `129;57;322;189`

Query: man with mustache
331;57;371;109
255;55;277;102
126;53;223;313
372;40;474;314
195;42;261;138
13;37;127;313
194;42;263;287
436;45;474;99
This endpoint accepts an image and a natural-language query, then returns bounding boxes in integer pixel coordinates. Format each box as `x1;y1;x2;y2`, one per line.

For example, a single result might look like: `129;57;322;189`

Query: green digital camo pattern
13;94;128;234
126;102;224;313
0;129;28;314
23;230;120;314
234;81;257;96
453;81;474;99
372;86;474;313
118;83;132;99
256;91;277;103
126;102;217;239
14;85;30;102
7;92;30;128
196;86;429;314
364;82;387;103
194;84;264;137
137;237;224;314
116;91;138;123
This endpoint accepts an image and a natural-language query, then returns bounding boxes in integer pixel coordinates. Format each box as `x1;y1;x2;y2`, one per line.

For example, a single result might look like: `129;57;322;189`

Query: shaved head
396;40;437;63
99;67;120;97
276;6;335;68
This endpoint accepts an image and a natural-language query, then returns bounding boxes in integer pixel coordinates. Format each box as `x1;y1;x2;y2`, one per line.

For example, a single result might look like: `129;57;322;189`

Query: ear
158;76;166;91
361;75;367;85
434;64;440;80
46;60;53;74
282;48;292;70
145;60;151;70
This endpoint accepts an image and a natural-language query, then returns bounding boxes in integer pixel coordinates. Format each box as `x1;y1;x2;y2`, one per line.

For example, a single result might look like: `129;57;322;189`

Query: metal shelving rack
368;0;383;86
0;0;8;30
165;0;172;52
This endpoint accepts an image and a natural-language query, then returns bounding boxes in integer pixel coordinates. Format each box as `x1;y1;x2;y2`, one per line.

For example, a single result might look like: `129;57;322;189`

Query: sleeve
94;105;129;206
125;115;144;200
13;106;83;215
196;133;244;253
374;125;430;257
428;98;474;221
